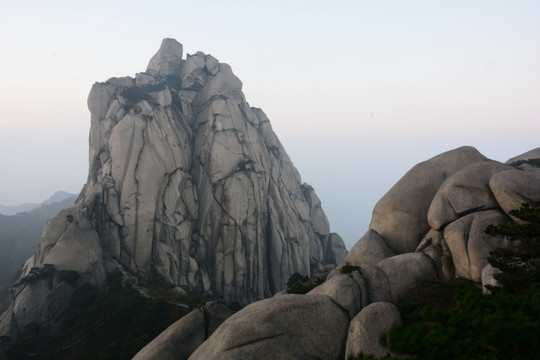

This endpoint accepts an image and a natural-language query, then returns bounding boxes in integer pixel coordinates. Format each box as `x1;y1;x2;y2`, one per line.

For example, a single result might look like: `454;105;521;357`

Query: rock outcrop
369;146;489;254
0;38;346;339
179;146;539;360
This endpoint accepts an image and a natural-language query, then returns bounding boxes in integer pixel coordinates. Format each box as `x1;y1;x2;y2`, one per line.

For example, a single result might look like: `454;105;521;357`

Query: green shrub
286;272;307;288
485;203;540;292
286;278;323;294
20;264;55;284
120;84;165;109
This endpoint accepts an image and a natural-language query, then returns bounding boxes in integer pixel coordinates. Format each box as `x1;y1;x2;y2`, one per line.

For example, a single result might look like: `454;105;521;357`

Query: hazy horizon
1;1;539;249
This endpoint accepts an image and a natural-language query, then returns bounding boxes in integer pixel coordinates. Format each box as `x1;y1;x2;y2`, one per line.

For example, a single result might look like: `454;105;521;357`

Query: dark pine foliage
485;203;540;292
285;272;322;294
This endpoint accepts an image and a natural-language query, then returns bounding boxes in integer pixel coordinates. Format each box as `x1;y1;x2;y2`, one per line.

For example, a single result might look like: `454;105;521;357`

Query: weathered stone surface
147;38;183;76
444;210;511;282
370;146;488;254
416;229;455;280
132;308;206;360
0;39;343;338
346;229;395;268
345;302;402;359
308;273;362;318
188;294;349;360
489;169;540;218
181;52;206;89
364;253;438;303
204;54;219;75
132;301;233;360
428;161;513;230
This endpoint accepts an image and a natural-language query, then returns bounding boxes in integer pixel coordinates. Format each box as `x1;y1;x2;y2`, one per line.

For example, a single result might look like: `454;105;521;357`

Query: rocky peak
0;39;346;340
146;38;184;76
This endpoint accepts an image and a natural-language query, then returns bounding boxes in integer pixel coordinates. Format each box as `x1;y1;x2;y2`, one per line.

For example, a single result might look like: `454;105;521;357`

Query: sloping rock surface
0;38;344;338
188;294;349;360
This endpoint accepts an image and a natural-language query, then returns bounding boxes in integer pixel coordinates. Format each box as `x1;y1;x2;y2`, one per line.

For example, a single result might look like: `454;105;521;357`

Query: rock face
150;146;540;360
369;146;489;254
357;147;540;286
0;38;345;338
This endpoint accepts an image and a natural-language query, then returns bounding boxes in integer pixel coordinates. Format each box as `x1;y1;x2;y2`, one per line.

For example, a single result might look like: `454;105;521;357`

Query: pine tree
485;203;540;292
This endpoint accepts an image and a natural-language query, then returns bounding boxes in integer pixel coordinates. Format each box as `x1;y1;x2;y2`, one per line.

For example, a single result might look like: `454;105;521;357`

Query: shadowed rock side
0;39;346;339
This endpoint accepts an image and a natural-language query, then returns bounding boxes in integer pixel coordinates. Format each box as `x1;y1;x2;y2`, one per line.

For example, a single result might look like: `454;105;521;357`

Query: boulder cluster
135;146;540;359
0;39;346;339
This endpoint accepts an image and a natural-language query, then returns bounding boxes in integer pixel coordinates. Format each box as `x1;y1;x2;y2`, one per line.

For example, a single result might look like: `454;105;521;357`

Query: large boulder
188;294;349;360
370;146;488;254
147;38;184;76
345;302;402;359
308;273;362;318
427;161;513;230
132;301;233;360
443;210;511;282
363;253;438;303
489;169;540;218
346;229;395;268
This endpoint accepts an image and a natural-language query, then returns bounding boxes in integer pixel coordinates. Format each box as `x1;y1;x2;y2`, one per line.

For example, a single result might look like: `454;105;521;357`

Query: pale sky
1;1;539;248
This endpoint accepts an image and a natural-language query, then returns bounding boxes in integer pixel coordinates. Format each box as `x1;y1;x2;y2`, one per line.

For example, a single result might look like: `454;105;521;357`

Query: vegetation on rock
485;203;540;292
285;272;323;294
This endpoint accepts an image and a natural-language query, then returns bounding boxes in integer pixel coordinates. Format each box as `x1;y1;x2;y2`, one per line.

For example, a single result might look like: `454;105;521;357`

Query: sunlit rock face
350;146;540;286
0;38;345;337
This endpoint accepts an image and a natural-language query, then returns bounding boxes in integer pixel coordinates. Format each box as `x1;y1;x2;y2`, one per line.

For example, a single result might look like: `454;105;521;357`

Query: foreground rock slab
188;294;349;360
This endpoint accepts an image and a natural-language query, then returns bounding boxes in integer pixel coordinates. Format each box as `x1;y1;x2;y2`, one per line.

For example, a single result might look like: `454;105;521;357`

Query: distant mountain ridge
0;191;76;215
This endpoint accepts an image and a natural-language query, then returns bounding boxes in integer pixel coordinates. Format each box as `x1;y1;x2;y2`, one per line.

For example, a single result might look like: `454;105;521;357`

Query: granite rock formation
175;146;539;360
0;38;346;339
